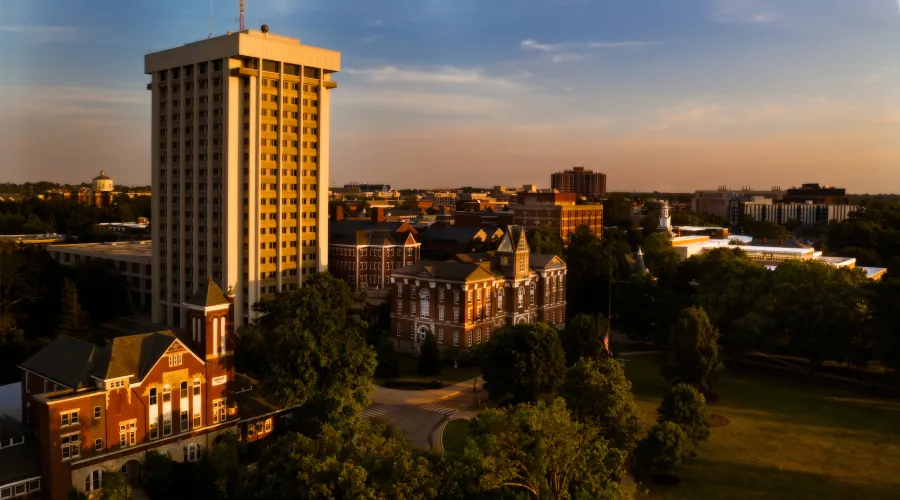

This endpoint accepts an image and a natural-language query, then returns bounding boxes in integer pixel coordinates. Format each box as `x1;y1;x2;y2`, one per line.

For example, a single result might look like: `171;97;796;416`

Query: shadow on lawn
669;458;900;500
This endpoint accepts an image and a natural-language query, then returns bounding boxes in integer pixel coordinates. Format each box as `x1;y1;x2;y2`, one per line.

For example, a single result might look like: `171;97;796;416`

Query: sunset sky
1;0;899;192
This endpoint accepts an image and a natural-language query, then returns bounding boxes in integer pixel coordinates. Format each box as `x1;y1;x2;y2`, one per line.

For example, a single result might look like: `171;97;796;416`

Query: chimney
371;207;386;224
330;204;344;221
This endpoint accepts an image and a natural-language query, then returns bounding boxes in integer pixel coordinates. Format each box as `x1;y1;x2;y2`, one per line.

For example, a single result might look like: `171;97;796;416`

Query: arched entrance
122;459;141;486
516;317;526;325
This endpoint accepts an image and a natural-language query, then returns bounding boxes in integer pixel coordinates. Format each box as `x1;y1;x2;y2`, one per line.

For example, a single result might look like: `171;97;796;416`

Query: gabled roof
18;335;99;389
20;331;198;388
497;225;528;253
185;276;231;308
419;226;487;246
329;220;417;237
331;228;418;247
394;260;497;282
529;254;566;270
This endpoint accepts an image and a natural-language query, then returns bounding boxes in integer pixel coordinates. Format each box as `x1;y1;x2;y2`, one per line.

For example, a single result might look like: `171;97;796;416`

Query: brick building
3;279;281;499
328;222;420;293
390;226;566;353
550;167;607;199
512;192;603;245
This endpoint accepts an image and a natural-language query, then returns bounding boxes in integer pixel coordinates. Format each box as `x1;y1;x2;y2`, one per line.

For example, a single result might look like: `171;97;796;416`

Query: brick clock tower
183;277;236;426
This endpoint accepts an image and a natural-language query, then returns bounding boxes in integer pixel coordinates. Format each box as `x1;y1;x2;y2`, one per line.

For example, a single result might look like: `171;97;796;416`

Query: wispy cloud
344;66;517;88
521;38;658;64
647;96;857;131
366;19;385;27
860;65;898;84
0;25;75;33
710;0;779;24
335;91;509;116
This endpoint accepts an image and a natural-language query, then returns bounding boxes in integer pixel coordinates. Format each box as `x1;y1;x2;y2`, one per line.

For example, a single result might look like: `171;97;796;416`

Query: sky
1;0;899;193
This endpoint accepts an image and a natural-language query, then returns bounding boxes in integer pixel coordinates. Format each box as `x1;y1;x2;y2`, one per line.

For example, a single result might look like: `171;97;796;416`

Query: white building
145;28;339;327
739;197;859;226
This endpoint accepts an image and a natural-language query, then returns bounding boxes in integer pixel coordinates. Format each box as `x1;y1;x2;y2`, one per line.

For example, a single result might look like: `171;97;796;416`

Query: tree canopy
482;322;566;403
664;306;722;393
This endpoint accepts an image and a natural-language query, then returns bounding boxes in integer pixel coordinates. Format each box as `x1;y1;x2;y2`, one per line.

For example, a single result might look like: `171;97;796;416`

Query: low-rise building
389;226;567;353
2;280;286;500
328;219;420;293
738;197;859;226
48;241;153;310
419;226;504;260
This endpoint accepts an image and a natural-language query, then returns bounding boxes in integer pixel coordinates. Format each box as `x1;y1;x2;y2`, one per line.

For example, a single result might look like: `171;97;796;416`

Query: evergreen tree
657;383;711;444
58;278;88;337
417;333;442;376
664;306;722;393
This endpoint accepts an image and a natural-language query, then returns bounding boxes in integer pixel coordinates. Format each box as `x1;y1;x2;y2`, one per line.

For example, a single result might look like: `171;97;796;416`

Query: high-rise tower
145;28;340;327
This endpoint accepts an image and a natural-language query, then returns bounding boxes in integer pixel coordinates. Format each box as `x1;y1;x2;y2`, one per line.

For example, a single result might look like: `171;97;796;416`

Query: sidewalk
370;377;481;406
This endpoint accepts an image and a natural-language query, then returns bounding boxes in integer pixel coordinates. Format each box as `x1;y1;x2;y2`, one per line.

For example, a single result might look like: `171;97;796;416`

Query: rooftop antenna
239;0;245;31
208;0;213;38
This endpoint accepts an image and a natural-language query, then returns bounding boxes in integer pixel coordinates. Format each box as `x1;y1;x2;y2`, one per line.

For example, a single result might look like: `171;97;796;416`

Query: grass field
623;354;900;500
374;353;482;388
442;419;471;455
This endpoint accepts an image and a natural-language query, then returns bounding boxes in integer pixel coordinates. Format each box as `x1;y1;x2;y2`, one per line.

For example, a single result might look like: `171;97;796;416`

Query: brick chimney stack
329;204;344;221
371;207;386;224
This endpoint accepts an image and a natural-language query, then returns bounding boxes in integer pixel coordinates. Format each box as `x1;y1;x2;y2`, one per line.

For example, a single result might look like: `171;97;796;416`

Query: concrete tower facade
145;29;339;327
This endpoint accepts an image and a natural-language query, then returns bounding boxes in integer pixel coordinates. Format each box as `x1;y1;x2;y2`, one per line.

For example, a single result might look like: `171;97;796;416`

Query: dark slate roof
419;226;485;246
330;220;411;237
18;336;99;389
185;277;231;308
0;437;40;485
234;373;280;421
529;254;565;270
0;415;30;441
393;260;496;282
20;330;188;388
331;229;417;247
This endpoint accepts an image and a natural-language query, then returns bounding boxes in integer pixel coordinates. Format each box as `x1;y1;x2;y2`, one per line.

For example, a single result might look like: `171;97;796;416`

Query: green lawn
442;419;471;455
623;354;900;500
375;353;482;388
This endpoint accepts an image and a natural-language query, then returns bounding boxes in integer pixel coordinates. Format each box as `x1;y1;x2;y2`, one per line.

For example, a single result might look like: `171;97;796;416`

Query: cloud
710;0;779;24
344;65;517;88
647;96;858;131
551;54;584;64
0;25;75;33
335;91;509;116
520;39;562;52
861;65;898;84
521;39;657;52
366;19;385;27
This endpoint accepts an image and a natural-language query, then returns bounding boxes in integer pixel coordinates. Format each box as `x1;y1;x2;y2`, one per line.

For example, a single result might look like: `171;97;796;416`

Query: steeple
658;200;675;237
634;247;649;275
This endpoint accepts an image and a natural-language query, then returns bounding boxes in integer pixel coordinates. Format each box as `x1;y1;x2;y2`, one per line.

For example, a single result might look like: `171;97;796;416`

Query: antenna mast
239;0;245;31
208;0;213;38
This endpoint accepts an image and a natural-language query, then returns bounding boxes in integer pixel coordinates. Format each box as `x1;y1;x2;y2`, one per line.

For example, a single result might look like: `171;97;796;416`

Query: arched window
219;316;226;355
497;291;503;312
529;283;535;305
518;287;524;308
85;469;102;492
212;317;219;354
180;381;188;394
419;289;430;319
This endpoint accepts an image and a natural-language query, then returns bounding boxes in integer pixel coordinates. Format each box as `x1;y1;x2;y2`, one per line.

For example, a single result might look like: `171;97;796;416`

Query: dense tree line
0;194;150;239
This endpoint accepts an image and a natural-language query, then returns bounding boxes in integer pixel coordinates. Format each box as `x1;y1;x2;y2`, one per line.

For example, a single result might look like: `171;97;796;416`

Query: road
363;377;482;450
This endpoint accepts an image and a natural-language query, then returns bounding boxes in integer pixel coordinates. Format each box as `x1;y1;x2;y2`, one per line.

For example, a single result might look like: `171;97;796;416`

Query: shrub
635;422;692;478
657;384;710;444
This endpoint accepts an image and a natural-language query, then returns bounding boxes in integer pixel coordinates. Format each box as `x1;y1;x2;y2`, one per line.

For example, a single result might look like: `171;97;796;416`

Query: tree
456;398;627;499
190;433;249;500
246;421;441;500
400;194;419;210
664;307;722;394
561;357;643;452
770;260;870;372
236;272;377;430
418;333;442;376
564;226;630;319
640;233;681;281
21;213;54;234
375;338;401;379
527;227;564;256
99;470;128;500
68;488;89;500
482;323;566;403
58;278;88;337
143;451;177;498
657;384;710;444
560;314;609;366
634;422;691;478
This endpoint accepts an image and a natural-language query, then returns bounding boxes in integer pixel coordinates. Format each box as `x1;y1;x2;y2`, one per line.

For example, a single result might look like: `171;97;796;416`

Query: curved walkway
370;377;481;406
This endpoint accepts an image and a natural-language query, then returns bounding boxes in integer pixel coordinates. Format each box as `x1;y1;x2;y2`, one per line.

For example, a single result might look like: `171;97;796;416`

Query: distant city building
421;192;457;208
390;226;567;352
738;197;859;226
784;183;849;205
48;241;153;310
691;186;785;222
145;29;339;327
550;167;607;199
94;221;151;241
6;280;286;500
512;192;603;245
